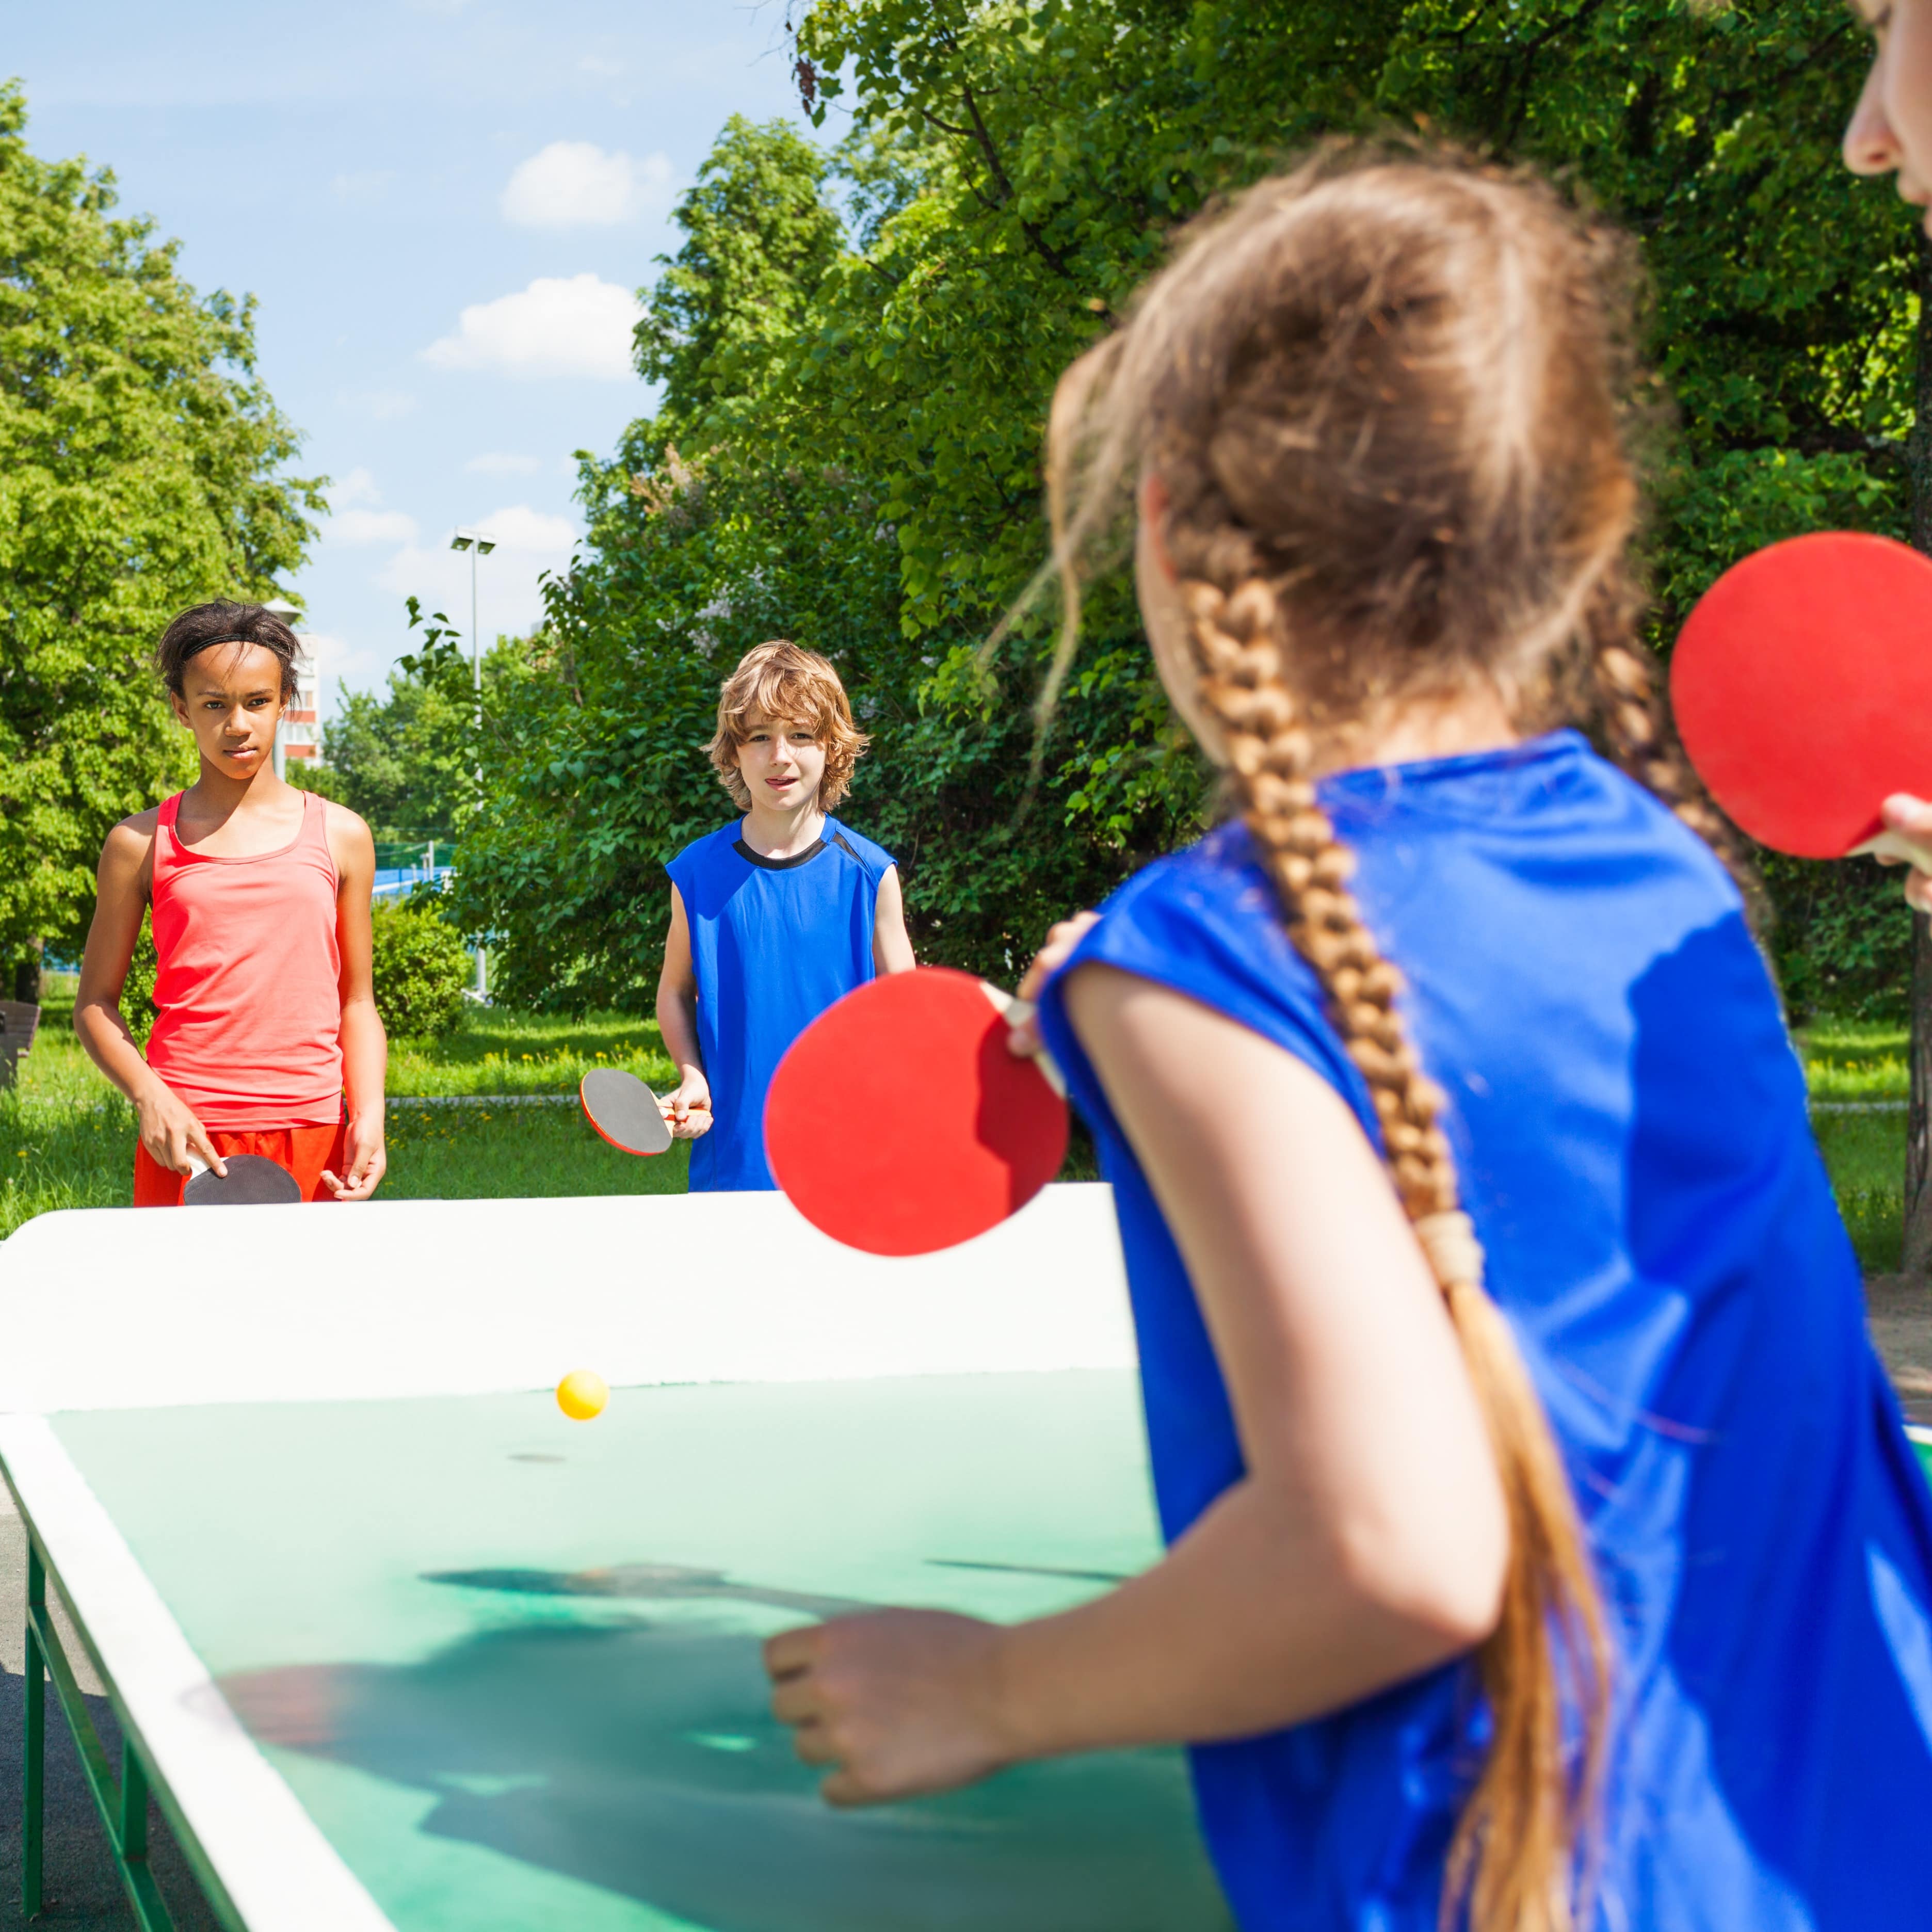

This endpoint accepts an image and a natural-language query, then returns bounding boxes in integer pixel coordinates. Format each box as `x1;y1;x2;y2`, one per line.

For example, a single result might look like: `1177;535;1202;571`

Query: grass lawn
1;977;689;1238
1797;1022;1909;1273
0;979;1914;1266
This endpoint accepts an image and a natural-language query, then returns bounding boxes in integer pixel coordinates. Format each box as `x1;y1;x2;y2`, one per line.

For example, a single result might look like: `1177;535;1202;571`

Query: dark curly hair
155;601;301;702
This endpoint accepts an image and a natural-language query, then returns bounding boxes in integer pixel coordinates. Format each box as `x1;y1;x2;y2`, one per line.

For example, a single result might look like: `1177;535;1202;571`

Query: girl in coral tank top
74;601;387;1204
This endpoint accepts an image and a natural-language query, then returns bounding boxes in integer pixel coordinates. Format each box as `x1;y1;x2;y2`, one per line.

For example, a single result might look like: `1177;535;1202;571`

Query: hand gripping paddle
182;1153;302;1206
764;967;1070;1257
1670;531;1932;858
579;1068;677;1157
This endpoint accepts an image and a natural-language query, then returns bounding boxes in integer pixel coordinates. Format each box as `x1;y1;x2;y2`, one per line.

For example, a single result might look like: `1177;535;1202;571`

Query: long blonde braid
1184;566;1611;1932
1582;575;1766;925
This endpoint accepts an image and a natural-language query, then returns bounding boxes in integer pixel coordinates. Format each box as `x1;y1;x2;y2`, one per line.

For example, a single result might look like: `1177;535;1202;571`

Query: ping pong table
0;1186;1235;1932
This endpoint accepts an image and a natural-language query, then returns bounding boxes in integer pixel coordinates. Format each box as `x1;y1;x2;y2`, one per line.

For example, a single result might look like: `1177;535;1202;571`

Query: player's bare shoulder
320;799;376;879
99;807;162;887
110;804;162;844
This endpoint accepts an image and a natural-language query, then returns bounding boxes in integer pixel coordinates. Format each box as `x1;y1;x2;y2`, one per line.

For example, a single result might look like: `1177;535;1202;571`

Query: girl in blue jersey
764;152;1932;1929
658;639;915;1190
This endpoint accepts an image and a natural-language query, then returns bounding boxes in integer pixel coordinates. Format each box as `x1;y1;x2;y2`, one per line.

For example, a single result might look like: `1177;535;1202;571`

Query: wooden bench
0;1001;40;1089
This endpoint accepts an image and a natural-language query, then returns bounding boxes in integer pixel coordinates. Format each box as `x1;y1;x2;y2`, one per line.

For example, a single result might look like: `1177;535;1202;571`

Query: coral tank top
145;790;344;1130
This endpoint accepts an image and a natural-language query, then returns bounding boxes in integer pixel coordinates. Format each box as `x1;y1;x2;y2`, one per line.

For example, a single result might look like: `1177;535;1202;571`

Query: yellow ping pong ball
556;1370;608;1422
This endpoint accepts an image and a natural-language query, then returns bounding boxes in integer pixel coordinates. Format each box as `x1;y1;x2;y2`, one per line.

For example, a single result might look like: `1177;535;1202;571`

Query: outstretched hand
764;1610;1016;1806
1877;794;1932;913
1006;912;1101;1060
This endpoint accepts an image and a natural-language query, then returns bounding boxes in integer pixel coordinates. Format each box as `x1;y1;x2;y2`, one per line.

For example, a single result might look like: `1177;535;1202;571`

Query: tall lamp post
447;529;496;699
448;530;495;1002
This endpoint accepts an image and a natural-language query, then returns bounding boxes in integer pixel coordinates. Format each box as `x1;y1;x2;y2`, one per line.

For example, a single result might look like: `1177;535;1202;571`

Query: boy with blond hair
657;640;914;1190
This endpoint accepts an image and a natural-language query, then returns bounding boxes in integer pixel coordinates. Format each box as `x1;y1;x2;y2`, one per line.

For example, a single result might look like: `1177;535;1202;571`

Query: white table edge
0;1414;395;1931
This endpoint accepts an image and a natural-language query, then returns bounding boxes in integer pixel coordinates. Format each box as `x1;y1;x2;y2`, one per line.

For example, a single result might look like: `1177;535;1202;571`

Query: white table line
388;1093;579;1107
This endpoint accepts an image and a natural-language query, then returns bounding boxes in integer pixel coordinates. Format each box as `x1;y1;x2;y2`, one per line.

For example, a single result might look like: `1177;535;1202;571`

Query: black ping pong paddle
182;1153;303;1206
579;1068;687;1157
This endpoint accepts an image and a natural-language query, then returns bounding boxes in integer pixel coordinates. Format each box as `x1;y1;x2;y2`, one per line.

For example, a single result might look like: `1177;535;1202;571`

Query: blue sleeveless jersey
1037;731;1932;1931
666;816;894;1191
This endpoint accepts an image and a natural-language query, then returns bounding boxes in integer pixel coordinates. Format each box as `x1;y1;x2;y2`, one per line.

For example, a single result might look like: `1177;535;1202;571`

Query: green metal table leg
122;1740;149;1860
118;1741;174;1930
20;1533;176;1930
24;1541;44;1920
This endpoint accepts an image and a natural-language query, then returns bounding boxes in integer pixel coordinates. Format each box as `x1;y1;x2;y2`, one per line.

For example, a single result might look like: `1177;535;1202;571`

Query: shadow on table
220;1562;1232;1932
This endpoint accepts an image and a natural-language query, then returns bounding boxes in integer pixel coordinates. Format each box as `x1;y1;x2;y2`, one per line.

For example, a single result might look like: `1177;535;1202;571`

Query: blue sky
7;1;808;723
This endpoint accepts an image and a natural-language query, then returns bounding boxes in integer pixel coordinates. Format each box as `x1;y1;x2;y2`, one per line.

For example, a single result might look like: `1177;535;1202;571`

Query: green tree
634;115;846;418
315;667;476;845
785;0;1917;999
451;118;1202;1008
0;85;323;990
457;2;1922;1032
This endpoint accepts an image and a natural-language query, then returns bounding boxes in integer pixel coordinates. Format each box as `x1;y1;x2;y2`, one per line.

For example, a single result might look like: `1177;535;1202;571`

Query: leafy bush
369;903;471;1040
121;915;158;1046
1764;852;1914;1026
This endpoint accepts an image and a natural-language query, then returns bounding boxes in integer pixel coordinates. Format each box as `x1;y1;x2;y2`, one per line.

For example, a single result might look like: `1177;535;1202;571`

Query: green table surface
53;1371;1234;1932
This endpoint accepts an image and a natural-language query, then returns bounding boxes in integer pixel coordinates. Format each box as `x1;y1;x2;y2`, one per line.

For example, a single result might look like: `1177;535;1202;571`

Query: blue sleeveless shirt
666;816;894;1191
1037;731;1932;1931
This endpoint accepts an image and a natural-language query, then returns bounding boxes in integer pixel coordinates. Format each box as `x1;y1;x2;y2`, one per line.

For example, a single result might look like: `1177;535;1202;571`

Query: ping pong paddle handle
978;984;1067;1100
1853;829;1926;866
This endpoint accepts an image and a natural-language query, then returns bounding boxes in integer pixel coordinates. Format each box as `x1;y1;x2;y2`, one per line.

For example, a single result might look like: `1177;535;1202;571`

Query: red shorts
132;1122;349;1208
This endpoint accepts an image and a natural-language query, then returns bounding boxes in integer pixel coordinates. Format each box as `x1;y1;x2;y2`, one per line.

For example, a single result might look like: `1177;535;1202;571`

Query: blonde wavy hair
706;640;871;811
1043;147;1751;1932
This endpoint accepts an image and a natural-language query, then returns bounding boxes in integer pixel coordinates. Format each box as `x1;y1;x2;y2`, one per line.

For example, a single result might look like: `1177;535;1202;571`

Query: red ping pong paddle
579;1068;693;1156
764;967;1069;1257
1670;531;1932;859
182;1153;302;1206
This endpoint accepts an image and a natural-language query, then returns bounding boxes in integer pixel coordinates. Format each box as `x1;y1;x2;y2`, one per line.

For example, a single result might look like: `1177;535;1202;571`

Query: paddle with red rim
579;1067;700;1157
1670;530;1932;859
182;1152;303;1206
764;966;1069;1257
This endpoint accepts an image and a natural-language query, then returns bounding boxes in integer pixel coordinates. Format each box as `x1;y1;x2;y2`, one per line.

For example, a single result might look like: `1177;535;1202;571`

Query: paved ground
0;1491;218;1931
1867;1275;1932;1425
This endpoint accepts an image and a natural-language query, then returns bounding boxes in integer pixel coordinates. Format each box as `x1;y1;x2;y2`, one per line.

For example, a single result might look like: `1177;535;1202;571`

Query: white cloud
501;142;672;228
332;466;383;508
465;451;544;477
422;275;643;380
328;508;419;547
481;505;578;551
375;505;580;640
579;55;624;78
